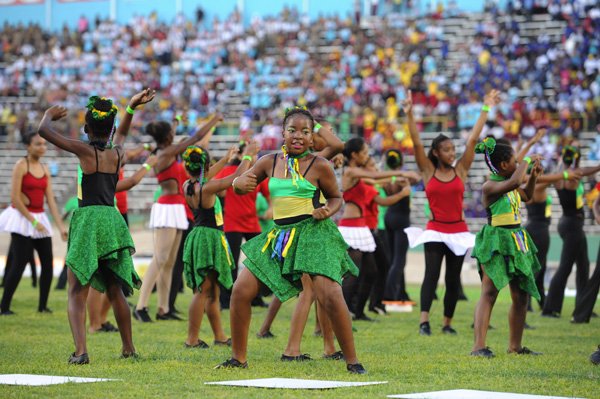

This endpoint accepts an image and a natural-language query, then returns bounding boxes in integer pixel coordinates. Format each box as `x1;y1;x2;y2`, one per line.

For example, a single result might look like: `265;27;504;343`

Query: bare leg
283;275;315;356
507;280;528;352
67;269;90;356
317;301;337;355
258;297;282;336
314;302;322;336
87;289;104;333
312;275;359;365
205;274;228;342
104;270;135;355
472;268;499;352
186;278;211;346
230;267;261;363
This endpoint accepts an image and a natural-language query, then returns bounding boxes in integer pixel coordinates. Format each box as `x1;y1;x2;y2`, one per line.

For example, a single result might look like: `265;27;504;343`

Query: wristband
313;123;322;133
31;219;39;227
563;171;569;180
175;115;183;122
523;156;532;165
242;155;252;161
126;105;135;115
391;176;397;184
143;163;152;171
143;143;151;151
481;105;491;112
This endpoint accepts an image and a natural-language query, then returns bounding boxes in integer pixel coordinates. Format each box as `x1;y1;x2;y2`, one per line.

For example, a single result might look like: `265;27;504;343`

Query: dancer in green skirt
182;142;258;348
217;107;365;374
38;89;155;364
471;137;543;358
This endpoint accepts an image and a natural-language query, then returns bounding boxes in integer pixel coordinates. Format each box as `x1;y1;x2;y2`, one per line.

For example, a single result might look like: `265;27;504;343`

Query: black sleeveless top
190;182;222;230
387;194;410;215
525;201;549;224
557;185;584;218
79;145;120;208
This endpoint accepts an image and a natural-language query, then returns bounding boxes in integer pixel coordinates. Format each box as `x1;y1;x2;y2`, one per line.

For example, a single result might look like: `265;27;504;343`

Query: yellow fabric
281;228;296;257
272;197;315;220
220;234;232;265
491;212;522;226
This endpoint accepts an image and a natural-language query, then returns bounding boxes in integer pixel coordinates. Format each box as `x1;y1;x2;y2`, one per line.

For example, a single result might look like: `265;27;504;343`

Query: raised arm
205;141;259;195
577;163;600;177
313;121;344;160
206;146;239;181
483;157;537;203
403;90;435;180
456;89;501;178
518;159;543;202
345;165;419;181
113;88;156;147
163;113;223;158
116;155;157;192
38;106;90;156
516;128;546;162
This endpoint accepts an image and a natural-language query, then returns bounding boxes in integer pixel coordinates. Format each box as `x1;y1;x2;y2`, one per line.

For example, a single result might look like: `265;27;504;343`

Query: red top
21;171;48;212
425;171;468;233
156;161;193;220
341;179;378;228
364;184;379;230
214;164;270;233
115;169;127;214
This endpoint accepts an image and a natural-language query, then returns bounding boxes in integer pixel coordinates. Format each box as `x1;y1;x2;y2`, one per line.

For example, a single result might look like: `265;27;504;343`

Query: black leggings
572;244;600;322
1;233;53;312
169;222;192;311
220;231;260;308
369;229;390;307
384;212;411;301
525;220;550;308
544;216;590;315
2;245;36;288
343;249;377;316
420;241;465;318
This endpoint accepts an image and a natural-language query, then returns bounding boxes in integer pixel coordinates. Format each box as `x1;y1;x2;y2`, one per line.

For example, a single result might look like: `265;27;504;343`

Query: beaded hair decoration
183;146;208;194
475;137;500;174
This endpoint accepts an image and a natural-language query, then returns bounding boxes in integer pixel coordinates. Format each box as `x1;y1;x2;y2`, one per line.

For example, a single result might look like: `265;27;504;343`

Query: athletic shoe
470;347;495;358
353;313;375;322
0;310;15;316
590;346;600;365
509;347;542;355
368;304;387;315
213;338;232;347
442;325;457;335
346;363;367;374
323;351;344;360
185;340;209;349
256;330;275;339
419;321;431;336
68;352;89;365
133;308;153;322
541;311;560;318
281;353;312;361
38;308;52;314
99;322;119;332
215;358;248;369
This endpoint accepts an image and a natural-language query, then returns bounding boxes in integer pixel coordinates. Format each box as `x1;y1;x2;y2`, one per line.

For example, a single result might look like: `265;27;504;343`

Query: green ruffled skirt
66;206;140;294
242;217;359;302
471;224;541;300
183;226;234;291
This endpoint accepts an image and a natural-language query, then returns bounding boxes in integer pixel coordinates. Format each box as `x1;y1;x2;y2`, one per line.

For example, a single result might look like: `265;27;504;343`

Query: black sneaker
121;352;139;359
323;351;344;360
38;307;52;314
346;363;367;374
470;347;495;358
134;308;153;322
590;346;600;365
419;322;431;336
442;325;457;335
68;352;90;365
0;310;15;316
256;330;275;339
509;346;542;355
99;322;119;332
215;358;248;369
185;340;209;349
156;311;183;321
353;313;375;322
281;353;312;361
368;304;387;316
541;311;560;318
214;338;232;347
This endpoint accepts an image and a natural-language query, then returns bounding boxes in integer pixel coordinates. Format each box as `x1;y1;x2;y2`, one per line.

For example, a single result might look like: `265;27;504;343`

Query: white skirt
0;206;53;239
149;203;189;230
404;227;475;256
338;226;376;253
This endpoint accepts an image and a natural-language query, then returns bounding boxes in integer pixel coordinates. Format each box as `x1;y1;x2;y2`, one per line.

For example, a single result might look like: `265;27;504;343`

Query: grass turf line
0;281;598;398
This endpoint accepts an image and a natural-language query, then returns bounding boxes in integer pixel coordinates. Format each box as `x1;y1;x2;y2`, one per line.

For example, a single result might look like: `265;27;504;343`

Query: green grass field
0;282;598;398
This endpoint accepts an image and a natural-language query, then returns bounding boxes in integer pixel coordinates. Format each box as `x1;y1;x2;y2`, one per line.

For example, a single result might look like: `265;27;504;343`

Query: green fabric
376;185;388;230
256;193;274;232
183;226;234;291
424;199;431;219
471;224;541;300
66;205;140;294
63;196;79;213
488;189;521;223
214;196;223;219
153;186;162;202
241;217;359;302
268;177;317;198
576;181;584;209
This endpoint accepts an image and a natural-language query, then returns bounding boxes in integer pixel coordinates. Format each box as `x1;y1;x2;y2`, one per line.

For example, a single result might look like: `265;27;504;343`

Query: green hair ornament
86;96;118;121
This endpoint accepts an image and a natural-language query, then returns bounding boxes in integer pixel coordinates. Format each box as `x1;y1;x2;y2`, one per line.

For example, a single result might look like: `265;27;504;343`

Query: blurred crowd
0;0;599;162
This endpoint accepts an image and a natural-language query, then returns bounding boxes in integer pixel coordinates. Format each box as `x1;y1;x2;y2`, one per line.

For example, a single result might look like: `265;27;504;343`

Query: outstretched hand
129;88;156;109
242;140;259;159
44;105;67;121
530;159;543;178
530;128;546;144
401;90;413;114
483;89;501;108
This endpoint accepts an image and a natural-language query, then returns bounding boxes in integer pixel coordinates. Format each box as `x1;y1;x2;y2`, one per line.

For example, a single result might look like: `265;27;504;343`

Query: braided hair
182;146;210;195
427;134;451;168
282;105;315;130
475;137;514;174
385;149;403;169
85;96;118;140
